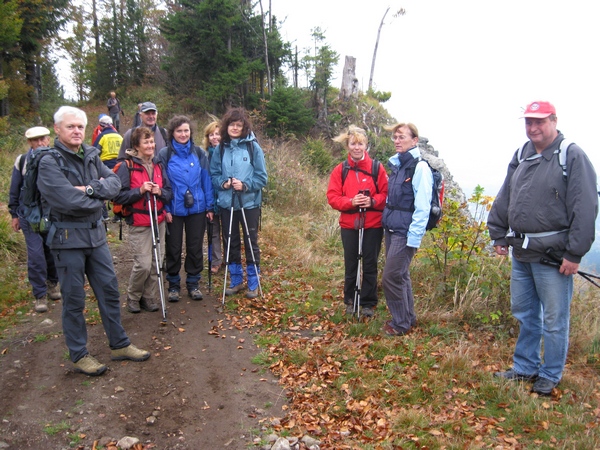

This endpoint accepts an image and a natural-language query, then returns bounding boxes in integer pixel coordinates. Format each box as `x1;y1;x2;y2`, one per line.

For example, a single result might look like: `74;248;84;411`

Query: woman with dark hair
210;108;267;299
156;116;213;302
113;127;172;313
203;120;223;274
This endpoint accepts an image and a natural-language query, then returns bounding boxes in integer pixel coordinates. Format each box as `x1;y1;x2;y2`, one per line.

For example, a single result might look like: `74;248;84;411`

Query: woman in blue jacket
157;116;213;302
210;108;268;299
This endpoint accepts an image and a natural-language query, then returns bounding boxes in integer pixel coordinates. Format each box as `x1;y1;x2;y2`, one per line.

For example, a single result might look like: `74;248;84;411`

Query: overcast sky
273;0;600;197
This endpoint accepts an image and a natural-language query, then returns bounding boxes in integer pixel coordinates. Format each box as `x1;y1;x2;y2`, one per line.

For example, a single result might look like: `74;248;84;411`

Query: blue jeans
510;259;573;383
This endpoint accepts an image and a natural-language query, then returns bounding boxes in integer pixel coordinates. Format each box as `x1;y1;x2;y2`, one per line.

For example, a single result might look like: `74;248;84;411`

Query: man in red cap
488;101;598;395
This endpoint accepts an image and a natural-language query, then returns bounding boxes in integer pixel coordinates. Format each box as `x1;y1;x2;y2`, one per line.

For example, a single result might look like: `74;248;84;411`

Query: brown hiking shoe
140;297;159;312
34;296;48;313
47;281;62;301
188;287;203;301
111;344;150;362
225;284;245;296
126;297;141;313
73;355;107;376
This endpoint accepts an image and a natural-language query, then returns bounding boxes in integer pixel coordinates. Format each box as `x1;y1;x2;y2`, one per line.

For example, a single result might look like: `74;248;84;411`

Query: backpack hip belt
506;228;568;249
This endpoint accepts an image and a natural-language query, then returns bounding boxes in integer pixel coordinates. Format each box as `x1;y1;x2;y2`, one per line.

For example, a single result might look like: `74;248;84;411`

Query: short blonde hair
333;125;368;148
384;122;419;139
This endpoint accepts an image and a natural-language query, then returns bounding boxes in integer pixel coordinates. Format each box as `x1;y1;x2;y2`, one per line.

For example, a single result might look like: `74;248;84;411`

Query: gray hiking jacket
488;132;598;263
37;139;121;249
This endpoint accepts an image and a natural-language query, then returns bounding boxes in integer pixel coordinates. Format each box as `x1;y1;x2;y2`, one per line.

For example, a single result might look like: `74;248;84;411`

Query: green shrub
265;86;314;137
301;138;333;177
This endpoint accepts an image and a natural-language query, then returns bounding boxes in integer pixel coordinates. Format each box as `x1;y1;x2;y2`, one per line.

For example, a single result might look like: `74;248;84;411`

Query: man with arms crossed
38;106;150;376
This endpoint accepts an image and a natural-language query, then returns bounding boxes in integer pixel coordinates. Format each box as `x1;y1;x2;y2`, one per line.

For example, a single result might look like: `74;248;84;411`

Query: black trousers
340;227;383;308
165;213;206;287
221;207;260;266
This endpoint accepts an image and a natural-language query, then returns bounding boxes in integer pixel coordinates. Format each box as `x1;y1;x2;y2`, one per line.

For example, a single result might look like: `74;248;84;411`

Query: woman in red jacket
113;127;173;314
327;126;388;318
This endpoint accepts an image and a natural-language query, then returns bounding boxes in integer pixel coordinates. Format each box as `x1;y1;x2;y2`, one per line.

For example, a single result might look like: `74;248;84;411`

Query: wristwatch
85;185;94;196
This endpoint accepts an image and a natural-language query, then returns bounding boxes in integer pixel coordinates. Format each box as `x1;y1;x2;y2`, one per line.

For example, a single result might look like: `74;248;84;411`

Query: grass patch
43;420;70;435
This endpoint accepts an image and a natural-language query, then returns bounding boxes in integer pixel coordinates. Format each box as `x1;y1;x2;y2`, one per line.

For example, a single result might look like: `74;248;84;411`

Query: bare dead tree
368;6;405;92
259;0;272;96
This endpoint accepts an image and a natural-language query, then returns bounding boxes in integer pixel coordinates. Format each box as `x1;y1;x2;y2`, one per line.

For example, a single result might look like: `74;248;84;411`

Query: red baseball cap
522;101;556;118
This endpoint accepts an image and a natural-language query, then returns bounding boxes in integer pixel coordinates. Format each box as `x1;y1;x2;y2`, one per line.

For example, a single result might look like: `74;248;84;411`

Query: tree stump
340;56;359;99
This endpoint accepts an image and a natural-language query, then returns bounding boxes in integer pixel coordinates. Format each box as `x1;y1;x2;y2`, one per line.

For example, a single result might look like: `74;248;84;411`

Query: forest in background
0;0;372;139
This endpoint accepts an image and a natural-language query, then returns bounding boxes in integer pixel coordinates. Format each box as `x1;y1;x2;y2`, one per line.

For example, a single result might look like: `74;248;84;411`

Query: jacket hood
232;132;256;145
125;147;139;158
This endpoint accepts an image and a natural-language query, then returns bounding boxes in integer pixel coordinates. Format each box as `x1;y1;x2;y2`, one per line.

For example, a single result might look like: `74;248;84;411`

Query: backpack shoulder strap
341;160;350;185
246;141;254;165
18;153;26;174
557;139;572;179
159;127;168;144
371;159;380;194
516;142;528;163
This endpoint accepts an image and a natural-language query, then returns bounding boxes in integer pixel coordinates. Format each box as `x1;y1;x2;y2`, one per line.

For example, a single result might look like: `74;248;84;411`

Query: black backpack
20;147;68;233
341;159;381;194
403;158;444;231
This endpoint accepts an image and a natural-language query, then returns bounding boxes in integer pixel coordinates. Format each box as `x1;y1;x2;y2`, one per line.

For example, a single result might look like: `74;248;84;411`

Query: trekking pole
147;192;167;324
207;217;213;293
236;190;263;298
540;257;600;289
222;180;236;306
353;207;366;319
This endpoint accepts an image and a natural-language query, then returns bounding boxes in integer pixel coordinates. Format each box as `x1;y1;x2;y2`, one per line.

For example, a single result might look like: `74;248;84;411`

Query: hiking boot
225;284;245;296
382;320;409;337
111;344;150;362
47;281;62;301
531;377;557;396
188;288;203;301
140;297;159;312
494;369;537;382
73;355;107;376
126;297;141;313
168;288;180;303
34;296;48;313
361;307;375;318
345;304;355;316
246;288;259;299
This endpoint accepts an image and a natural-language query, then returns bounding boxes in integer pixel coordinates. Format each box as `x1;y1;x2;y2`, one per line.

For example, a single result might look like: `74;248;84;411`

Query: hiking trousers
221;207;260;266
210;214;223;268
52;244;130;363
20;218;58;298
382;232;417;333
127;222;165;302
341;227;383;308
165;213;206;289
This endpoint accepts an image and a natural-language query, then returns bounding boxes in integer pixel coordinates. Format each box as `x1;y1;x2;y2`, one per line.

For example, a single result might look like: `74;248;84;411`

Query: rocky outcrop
418;136;467;206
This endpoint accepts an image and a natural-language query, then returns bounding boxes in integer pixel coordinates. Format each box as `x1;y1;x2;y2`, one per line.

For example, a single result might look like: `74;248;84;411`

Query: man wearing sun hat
488;101;598;395
8;126;61;313
117;101;167;159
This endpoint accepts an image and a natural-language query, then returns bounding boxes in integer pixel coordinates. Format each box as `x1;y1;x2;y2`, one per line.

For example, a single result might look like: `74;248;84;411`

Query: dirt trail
0;223;285;449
